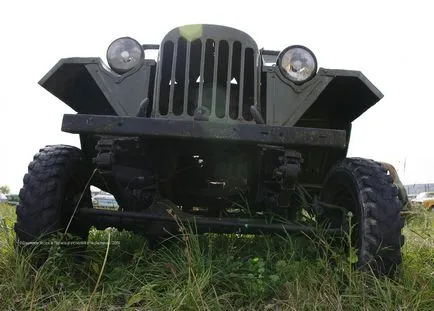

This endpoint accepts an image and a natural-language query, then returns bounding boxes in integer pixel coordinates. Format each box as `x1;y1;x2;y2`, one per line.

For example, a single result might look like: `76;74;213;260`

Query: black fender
39;58;155;116
264;67;384;128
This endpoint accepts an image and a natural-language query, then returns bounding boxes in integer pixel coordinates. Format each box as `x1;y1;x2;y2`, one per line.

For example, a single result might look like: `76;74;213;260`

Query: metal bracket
273;150;303;207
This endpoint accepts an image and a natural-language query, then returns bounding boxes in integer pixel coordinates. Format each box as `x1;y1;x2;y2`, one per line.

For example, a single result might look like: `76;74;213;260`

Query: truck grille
153;26;258;123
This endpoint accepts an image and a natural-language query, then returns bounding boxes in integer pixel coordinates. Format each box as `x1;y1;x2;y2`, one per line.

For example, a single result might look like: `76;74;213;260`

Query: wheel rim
61;172;91;235
321;178;359;229
319;173;363;254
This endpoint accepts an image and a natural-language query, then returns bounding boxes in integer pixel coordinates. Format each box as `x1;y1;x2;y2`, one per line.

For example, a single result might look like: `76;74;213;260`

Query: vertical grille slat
197;41;206;110
211;40;220;117
230;41;242;120
168;42;178;115
187;39;202;116
216;41;229;118
183;40;191;115
158;41;174;115
243;48;255;121
173;38;187;116
225;41;233;119
238;45;245;121
253;50;258;119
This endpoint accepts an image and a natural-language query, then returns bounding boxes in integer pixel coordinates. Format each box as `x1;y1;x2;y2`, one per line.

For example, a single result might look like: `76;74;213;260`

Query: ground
0;203;433;310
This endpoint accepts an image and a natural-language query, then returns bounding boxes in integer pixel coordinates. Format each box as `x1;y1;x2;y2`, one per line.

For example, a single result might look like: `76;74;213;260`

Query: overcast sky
1;0;433;193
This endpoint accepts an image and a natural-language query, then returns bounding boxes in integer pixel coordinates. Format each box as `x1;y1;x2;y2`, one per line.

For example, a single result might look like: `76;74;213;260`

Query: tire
379;162;412;212
319;158;405;277
15;145;93;245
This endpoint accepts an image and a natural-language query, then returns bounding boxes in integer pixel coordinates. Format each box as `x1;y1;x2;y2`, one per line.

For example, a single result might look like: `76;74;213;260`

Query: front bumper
62;114;347;148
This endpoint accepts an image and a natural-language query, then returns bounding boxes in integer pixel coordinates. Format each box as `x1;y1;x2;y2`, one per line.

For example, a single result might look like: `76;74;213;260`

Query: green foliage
0;185;10;194
0;204;433;310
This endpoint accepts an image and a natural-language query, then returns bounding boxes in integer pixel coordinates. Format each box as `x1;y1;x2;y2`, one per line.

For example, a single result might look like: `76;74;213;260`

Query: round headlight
106;37;144;74
277;45;317;83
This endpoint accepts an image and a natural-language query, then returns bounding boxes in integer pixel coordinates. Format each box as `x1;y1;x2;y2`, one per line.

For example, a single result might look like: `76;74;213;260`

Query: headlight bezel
106;36;144;75
276;45;318;84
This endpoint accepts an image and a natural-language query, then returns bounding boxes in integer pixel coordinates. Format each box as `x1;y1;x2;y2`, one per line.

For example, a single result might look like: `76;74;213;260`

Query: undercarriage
60;113;349;238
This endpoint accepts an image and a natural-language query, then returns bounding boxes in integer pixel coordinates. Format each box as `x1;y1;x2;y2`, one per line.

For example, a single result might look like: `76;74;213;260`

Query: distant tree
0;185;10;194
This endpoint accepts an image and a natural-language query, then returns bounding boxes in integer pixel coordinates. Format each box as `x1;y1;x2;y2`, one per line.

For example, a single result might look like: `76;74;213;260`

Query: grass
0;202;433;310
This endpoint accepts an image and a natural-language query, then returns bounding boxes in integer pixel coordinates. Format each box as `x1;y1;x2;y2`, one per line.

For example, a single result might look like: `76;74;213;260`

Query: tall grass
0;202;433;310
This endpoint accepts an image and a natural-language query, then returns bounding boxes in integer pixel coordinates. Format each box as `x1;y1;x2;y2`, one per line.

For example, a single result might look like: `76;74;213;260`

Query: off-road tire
319;158;405;277
15;145;93;244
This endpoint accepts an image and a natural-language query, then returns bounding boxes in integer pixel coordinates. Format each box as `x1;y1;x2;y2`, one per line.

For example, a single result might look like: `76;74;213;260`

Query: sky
1;0;433;193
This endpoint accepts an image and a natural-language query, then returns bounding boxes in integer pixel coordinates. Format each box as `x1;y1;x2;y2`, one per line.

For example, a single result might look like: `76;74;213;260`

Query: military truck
15;24;404;276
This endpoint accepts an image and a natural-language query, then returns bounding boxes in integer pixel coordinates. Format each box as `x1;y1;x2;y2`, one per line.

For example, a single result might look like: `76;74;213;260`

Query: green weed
0;203;432;310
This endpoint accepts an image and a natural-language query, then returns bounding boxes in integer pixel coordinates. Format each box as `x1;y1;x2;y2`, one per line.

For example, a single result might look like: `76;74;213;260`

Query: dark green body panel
39;58;382;127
